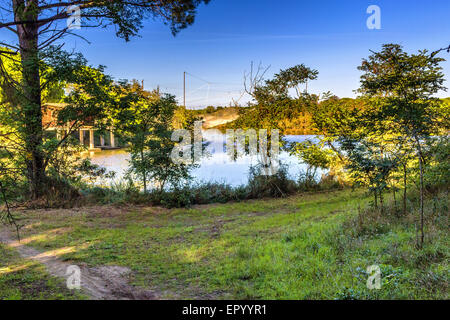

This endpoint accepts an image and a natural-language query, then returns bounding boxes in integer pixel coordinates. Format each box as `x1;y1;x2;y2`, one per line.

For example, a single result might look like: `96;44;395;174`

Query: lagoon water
89;134;318;187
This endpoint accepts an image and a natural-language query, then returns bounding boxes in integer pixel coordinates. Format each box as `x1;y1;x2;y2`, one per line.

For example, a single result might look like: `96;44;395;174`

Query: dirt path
0;227;158;300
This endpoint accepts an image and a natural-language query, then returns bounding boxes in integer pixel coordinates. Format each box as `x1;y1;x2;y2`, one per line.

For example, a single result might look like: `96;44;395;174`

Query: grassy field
1;189;447;299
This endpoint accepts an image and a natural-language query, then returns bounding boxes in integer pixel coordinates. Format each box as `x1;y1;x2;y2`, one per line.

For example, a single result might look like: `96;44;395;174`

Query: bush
42;160;344;209
247;163;297;198
42;176;81;207
153;187;193;208
190;182;247;204
82;179;144;205
148;181;248;208
204;106;216;114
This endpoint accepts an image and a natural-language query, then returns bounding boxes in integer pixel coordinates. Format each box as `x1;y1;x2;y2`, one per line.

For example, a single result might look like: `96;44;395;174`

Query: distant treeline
183;97;450;135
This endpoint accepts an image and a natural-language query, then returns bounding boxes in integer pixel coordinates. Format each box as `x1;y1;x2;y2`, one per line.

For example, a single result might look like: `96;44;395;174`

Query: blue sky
4;0;450;107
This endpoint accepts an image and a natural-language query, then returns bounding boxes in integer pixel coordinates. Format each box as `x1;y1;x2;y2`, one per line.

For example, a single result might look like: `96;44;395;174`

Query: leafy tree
238;63;319;131
304;94;370;187
205;106;216;114
234;63;319;177
358;44;447;247
1;48;120;211
308;95;364;158
112;82;196;192
338;134;400;210
288;139;334;189
173;105;200;129
0;0;210;199
265;64;318;97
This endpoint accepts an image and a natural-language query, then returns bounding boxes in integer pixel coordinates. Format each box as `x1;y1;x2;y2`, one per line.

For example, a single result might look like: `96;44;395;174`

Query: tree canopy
0;0;210;199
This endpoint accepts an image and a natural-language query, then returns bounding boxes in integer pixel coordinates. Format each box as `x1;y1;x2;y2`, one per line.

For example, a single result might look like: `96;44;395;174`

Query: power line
183;71;249;107
185;71;243;86
185;71;214;84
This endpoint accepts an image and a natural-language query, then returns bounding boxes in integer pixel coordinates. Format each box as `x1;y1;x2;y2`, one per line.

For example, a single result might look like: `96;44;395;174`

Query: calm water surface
88;134;318;187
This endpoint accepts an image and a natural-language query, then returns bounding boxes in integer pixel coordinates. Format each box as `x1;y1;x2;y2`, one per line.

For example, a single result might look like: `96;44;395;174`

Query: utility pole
183;71;186;107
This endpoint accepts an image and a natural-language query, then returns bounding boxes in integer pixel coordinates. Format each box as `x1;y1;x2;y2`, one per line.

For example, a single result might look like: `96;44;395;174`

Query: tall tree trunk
141;148;147;193
379;188;384;214
417;142;425;248
403;163;407;215
393;184;397;209
15;0;45;199
374;189;378;209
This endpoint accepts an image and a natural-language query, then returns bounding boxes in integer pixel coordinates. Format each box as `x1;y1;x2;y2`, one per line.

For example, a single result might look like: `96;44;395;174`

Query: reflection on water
89;135;318;187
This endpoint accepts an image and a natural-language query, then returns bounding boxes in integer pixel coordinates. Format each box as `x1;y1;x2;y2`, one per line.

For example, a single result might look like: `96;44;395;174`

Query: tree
234;63;319;175
112;81;196;192
288;139;334;189
0;0;210;199
266;64;318;97
358;44;447;247
1;47;126;210
338;134;398;211
205;106;216;114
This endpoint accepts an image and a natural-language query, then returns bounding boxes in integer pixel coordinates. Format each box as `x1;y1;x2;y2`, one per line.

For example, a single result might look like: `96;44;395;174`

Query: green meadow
2;189;447;300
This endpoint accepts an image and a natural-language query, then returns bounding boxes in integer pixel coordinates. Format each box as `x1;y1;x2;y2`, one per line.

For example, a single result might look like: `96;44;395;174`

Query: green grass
0;244;86;300
2;189;448;299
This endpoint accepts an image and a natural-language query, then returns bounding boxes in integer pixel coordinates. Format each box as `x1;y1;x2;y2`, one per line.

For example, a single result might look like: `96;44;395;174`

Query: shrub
149;181;248;208
41;159;344;208
190;181;247;204
153;187;192;208
247;163;297;198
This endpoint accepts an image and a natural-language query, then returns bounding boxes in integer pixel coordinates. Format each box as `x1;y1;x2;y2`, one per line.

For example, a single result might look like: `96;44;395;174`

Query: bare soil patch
0;227;159;300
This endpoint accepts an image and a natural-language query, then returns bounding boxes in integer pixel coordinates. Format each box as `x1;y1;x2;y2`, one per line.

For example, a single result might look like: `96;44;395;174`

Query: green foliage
0;0;210;199
423;137;450;190
338;136;398;206
205;106;216;114
83;162;343;208
264;64;318;97
112;85;197;192
236;64;319;132
358;44;446;142
247;163;298;198
356;44;447;246
308;95;364;138
1;47;117;203
173;105;202;129
289;139;334;187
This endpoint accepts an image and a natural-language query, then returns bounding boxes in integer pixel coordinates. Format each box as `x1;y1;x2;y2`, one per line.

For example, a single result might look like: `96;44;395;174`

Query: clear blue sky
5;0;450;107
